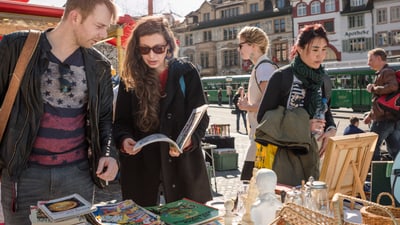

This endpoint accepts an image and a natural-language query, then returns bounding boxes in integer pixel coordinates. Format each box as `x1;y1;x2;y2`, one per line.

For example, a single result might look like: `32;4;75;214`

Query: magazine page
133;104;208;154
175;104;208;150
133;133;181;153
146;198;219;225
37;193;93;222
92;199;161;225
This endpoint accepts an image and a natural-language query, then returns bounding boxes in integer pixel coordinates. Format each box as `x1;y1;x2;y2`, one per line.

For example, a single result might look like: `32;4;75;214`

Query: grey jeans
1;160;94;225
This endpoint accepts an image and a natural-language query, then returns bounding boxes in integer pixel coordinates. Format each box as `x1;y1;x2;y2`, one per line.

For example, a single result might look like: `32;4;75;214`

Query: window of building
203;31;212;42
377;8;387;24
277;0;285;8
311;1;321;15
223;27;238;40
376;32;389;46
249;22;261;27
391;6;400;22
223;50;239;67
221;7;239;18
343;37;372;52
297;3;307;17
200;52;209;68
323;21;334;32
250;3;258;13
350;0;366;7
274;43;288;62
348;14;364;29
203;13;210;22
185;53;194;63
350;38;366;51
274;18;285;33
185;34;193;46
392;30;400;45
325;0;335;12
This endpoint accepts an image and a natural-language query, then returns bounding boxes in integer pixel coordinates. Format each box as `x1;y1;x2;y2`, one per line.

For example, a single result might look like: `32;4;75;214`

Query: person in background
227;86;233;108
237;26;277;181
233;87;248;134
343;116;365;135
113;15;211;207
257;24;337;186
218;88;223;106
364;48;400;161
0;1;119;224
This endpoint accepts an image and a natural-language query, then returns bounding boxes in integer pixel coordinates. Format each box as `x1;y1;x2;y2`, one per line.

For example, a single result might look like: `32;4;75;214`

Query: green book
146;198;220;225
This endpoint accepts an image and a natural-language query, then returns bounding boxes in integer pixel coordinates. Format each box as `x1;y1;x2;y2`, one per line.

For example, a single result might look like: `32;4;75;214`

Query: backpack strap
179;75;186;97
254;58;279;92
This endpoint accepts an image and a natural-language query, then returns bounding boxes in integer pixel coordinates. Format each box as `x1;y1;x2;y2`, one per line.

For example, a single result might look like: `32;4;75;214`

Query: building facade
172;0;400;77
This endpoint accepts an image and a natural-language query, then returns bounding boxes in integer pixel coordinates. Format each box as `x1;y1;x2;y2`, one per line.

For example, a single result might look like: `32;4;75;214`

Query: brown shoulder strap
0;30;41;140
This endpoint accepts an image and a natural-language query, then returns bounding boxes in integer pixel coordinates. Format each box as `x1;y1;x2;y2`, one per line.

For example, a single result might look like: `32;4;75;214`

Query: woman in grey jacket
113;16;211;207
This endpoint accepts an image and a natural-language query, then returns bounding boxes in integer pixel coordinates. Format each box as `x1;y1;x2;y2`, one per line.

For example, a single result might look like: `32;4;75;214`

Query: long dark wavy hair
121;16;177;132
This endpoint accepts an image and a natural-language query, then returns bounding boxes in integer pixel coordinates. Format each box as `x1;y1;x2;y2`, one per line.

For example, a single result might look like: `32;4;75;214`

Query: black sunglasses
238;41;248;49
58;63;73;93
138;44;167;55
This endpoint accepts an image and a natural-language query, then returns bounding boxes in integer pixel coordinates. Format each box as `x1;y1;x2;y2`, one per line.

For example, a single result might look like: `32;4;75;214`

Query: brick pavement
94;105;367;204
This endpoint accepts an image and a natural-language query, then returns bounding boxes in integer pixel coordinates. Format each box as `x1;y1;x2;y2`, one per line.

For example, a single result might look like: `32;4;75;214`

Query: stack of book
30;193;93;225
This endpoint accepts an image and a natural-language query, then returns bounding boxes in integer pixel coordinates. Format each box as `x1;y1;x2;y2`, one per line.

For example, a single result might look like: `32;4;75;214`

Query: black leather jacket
0;30;117;181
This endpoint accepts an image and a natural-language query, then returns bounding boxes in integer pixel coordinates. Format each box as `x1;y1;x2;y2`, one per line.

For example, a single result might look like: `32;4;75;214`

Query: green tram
327;62;400;112
201;74;250;104
201;62;400;111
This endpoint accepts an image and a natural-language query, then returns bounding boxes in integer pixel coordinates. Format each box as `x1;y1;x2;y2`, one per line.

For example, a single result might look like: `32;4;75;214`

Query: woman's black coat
113;59;212;206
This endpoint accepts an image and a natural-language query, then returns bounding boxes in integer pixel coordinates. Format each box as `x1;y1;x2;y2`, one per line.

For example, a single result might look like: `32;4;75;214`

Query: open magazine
134;104;208;153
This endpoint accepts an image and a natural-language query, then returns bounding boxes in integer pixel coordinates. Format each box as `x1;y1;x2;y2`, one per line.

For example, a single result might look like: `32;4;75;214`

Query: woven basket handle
332;193;398;225
377;192;396;207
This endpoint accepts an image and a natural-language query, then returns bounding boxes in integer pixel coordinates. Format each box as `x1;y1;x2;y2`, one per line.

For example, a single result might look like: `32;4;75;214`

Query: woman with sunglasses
236;26;278;181
113;15;212;207
256;24;337;186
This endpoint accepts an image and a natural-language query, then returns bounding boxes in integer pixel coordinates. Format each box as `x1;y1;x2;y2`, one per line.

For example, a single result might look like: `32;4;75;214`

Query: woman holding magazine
113;15;212;207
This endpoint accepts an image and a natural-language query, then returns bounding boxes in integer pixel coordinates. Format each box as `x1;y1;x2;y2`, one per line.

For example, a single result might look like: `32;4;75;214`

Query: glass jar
306;180;330;216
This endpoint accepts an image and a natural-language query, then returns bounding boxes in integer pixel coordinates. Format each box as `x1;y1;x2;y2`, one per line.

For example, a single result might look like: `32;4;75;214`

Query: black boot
240;161;255;181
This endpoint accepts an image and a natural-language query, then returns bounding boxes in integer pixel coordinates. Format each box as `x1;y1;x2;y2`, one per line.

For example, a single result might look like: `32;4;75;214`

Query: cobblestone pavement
94;105;367;204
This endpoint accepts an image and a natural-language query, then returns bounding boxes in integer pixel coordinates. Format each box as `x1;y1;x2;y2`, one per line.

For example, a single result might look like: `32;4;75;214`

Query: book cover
29;205;87;225
134;104;208;153
92;199;162;225
146;198;220;225
37;193;93;222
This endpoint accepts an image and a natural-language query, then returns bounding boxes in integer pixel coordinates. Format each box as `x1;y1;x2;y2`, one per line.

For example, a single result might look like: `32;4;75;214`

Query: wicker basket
360;192;400;225
269;193;398;225
332;193;397;225
271;203;336;225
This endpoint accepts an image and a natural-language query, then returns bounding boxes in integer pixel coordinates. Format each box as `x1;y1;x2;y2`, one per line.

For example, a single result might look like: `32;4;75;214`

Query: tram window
357;75;369;88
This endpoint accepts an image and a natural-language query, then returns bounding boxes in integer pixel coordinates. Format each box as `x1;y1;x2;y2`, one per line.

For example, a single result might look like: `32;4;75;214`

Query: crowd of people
0;0;398;223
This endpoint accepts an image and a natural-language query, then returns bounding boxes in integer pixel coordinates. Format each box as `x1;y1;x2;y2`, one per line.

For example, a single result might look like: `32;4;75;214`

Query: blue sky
27;0;205;17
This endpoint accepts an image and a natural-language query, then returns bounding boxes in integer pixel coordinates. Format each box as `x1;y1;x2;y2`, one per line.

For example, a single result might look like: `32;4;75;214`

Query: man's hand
96;157;119;182
363;112;372;125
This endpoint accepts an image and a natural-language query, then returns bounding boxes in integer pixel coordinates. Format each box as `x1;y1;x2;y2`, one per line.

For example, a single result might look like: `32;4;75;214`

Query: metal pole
148;0;153;15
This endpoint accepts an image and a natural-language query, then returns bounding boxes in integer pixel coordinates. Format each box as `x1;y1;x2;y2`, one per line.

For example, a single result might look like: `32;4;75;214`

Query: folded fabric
255;105;312;152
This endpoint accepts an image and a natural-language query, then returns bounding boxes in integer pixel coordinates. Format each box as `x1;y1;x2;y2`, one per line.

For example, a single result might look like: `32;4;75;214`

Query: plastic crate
213;151;238;171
